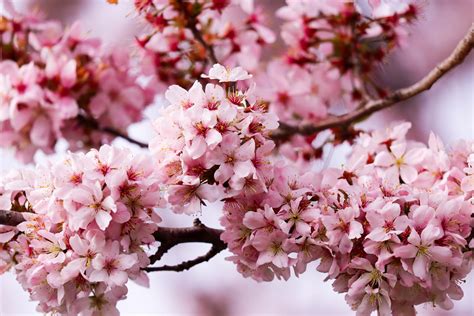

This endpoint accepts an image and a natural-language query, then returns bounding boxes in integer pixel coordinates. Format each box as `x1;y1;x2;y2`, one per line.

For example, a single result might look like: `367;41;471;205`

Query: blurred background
0;0;473;315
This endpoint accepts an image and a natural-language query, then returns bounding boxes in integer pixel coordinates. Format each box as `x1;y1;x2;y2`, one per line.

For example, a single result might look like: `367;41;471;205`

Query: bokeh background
0;0;473;315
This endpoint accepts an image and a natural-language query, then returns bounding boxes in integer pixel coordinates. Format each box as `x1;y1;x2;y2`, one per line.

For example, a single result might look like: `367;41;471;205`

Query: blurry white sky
0;0;473;315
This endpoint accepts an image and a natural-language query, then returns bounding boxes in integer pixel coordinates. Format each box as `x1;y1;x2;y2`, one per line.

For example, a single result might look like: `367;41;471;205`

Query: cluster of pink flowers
0;5;153;162
221;122;473;315
136;0;274;91
149;64;278;214
254;0;418;132
0;145;164;314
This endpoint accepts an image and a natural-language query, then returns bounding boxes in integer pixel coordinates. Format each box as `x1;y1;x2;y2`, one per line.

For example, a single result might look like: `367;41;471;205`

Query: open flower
202;64;252;82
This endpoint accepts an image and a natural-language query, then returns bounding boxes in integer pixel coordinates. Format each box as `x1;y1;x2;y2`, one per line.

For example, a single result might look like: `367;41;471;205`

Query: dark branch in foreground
0;209;26;227
145;219;226;272
0;210;226;272
271;23;474;141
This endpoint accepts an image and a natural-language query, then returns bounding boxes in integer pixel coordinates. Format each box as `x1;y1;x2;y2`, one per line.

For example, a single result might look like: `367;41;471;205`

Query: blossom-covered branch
271;23;474;141
0;209;225;273
146;219;225;272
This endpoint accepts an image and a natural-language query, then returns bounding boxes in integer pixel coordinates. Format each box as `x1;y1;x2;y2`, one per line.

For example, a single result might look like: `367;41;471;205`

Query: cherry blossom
0;145;164;314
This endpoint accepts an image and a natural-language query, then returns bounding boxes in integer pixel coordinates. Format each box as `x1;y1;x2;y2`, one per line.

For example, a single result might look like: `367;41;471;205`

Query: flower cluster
149;64;278;214
0;6;153;162
221;122;473;315
0;145;164;314
253;0;418;135
135;0;274;90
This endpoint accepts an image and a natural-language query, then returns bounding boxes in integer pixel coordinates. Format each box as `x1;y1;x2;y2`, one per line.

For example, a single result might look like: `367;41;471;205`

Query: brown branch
0;209;26;226
146;218;226;272
77;115;148;148
0;210;226;271
100;126;148;148
176;0;218;65
145;242;224;272
271;23;474;141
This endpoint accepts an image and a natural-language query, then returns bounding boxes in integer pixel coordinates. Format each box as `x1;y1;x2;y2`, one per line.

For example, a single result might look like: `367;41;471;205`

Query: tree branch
77;115;148;148
176;0;218;64
146;218;226;272
271;23;474;141
0;209;26;227
0;210;226;272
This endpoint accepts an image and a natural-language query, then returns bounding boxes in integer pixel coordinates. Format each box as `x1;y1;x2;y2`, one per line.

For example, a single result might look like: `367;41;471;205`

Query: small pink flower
89;241;137;287
394;225;453;280
202;64;252;82
374;142;425;184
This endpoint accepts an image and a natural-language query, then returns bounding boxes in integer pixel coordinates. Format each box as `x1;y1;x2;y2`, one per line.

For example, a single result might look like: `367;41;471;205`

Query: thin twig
145;242;225;272
271;23;474;141
77;115;148;148
146;218;226;272
100;126;148;148
176;0;218;64
0;210;226;272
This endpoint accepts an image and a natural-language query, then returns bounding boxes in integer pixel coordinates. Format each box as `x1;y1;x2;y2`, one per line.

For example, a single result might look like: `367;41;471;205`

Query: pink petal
243;211;265;229
420;225;441;245
429;246;452;264
235;139;255;161
61;258;85;282
0;230;15;243
69;235;88;256
394;244;417;259
404;147;426;165
390;142;406;159
400;165;418;184
348;221;363;239
374;151;396;167
256;251;273;266
95;210;112;230
272;252;289;268
88;269;108;283
205;129;223;149
187;136;207;159
70;188;94;205
413;254;428;279
115;254;137;270
233;161;255;178
30;116;51;147
109;270;128;286
60;59;77;88
214;164;233;183
366;227;389;242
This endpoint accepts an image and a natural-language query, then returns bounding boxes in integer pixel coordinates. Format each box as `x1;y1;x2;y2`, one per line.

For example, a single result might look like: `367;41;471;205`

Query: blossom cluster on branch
135;0;274;90
0;0;473;315
0;5;154;162
150;64;278;214
0;145;163;314
253;0;419;163
221;121;473;314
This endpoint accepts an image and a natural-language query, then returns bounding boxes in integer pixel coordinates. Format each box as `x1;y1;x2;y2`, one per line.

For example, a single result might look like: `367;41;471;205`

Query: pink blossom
374;142;425;183
394;225;453;280
89;241;138;287
202;64;252;82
